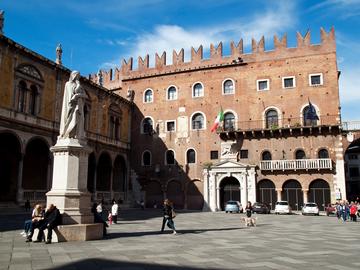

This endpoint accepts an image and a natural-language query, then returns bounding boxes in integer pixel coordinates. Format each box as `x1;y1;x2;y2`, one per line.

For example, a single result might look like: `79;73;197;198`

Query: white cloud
309;0;360;18
339;66;360;103
122;1;297;66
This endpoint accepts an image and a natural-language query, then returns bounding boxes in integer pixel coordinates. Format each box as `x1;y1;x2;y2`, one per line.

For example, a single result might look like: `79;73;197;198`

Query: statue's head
70;70;80;81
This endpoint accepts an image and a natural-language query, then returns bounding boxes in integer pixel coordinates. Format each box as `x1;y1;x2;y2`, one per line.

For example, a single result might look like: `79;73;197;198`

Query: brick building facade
97;28;348;211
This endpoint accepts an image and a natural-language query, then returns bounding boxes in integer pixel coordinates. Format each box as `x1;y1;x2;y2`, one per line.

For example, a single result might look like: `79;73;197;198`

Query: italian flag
210;108;224;132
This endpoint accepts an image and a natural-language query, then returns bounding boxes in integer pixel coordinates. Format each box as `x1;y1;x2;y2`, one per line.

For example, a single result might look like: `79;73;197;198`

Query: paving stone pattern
0;209;359;270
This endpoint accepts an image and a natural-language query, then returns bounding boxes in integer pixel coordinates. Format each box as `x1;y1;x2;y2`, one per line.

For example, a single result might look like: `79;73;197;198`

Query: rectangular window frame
257;79;270;91
166;120;176;132
282;76;296;89
309;73;323;86
240;150;249;159
210;151;219;160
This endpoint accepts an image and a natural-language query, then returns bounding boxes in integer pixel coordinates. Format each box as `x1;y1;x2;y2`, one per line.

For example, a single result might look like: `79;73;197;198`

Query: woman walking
245;201;253;218
160;199;177;235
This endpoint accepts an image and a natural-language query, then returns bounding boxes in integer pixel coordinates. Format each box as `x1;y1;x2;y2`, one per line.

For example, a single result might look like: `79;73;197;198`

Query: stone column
241;174;248;207
276;188;282;202
247;168;256;203
202;169;210;211
208;172;217;211
216;187;220;211
302;189;309;204
16;154;24;203
46;138;93;224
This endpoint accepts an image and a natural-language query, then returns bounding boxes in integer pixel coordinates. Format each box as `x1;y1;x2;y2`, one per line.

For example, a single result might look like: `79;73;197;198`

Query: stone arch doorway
219;177;240;210
0;132;21;202
344;137;360;201
167;180;184;209
113;155;127;202
145;181;163;208
186;180;204;210
308;179;331;211
22;138;49;193
282;179;303;211
96;152;112;201
257;179;276;210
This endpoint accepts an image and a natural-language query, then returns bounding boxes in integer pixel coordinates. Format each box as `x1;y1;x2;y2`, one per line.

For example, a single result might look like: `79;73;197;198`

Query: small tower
56;43;63;65
97;70;103;86
0;10;4;35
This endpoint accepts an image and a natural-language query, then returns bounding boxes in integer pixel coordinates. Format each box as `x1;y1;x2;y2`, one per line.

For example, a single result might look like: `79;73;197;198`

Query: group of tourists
21;203;61;244
335;200;359;222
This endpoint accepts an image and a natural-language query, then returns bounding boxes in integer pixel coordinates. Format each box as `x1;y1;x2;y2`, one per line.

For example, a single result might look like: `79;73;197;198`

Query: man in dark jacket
36;204;62;244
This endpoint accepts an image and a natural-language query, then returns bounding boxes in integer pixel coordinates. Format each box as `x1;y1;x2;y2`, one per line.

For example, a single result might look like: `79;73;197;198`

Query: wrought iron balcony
219;115;340;140
260;158;332;171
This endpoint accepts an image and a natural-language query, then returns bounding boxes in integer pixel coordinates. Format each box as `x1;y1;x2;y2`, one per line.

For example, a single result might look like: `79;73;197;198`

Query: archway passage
96;152;112;202
220;177;240;210
0;133;21;202
113;155;127;201
22;139;49;192
345;138;360;201
257;179;276;210
167;181;184;209
145;181;163;208
186;180;204;210
308;179;330;211
282;179;303;211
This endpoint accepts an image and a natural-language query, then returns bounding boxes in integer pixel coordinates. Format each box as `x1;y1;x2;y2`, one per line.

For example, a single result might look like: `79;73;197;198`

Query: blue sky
1;0;360;120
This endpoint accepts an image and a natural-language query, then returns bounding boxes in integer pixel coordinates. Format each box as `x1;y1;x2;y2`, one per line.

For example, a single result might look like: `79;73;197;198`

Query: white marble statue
56;43;62;65
59;71;86;140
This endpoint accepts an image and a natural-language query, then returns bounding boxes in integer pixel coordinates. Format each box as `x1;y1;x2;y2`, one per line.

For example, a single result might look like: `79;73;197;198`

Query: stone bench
31;223;103;242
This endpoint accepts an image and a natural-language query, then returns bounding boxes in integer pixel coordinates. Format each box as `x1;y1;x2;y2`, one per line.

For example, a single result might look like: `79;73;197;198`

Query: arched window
29;85;38;115
144;89;153;103
166;150;175;165
142;117;153;134
266;109;278;129
192;113;204;130
187;149;196;164
167;86;177;100
109;104;121;140
262;151;272;160
142;151;151;166
192;83;204;97
295;149;306;159
18;81;27;113
318;149;329;158
224;112;235;131
223;79;234;94
303;105;318;126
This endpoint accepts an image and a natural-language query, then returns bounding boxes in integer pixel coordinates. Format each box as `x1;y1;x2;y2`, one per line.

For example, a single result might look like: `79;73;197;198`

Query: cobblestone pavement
0;209;359;270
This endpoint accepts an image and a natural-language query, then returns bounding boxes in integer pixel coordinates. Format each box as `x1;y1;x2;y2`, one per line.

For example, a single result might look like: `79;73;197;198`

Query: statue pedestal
46;138;102;240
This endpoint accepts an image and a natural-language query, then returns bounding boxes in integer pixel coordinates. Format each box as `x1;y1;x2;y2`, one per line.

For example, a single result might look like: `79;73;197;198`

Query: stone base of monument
31;223;103;242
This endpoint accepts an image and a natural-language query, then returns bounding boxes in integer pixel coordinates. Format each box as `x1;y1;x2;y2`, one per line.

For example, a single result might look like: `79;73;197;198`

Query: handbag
171;209;176;219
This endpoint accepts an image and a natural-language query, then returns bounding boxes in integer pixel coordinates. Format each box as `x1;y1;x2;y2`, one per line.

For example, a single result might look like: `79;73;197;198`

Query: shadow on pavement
45;258;222;270
105;227;243;239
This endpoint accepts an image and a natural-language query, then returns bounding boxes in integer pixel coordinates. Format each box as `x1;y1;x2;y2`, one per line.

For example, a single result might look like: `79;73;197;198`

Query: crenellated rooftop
92;28;336;89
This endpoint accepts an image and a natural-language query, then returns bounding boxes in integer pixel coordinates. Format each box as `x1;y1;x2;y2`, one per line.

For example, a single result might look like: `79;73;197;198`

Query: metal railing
260;158;332;171
341;121;360;131
85;131;130;148
221;115;339;132
23;190;47;201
